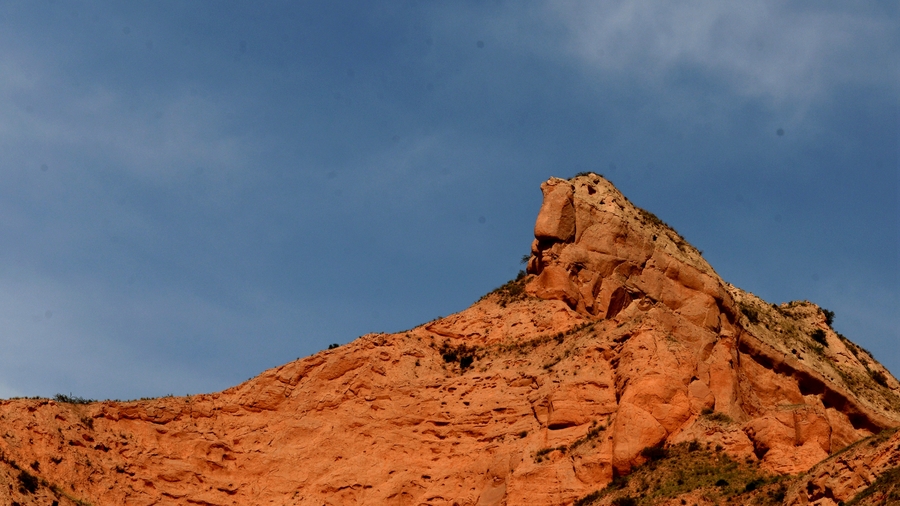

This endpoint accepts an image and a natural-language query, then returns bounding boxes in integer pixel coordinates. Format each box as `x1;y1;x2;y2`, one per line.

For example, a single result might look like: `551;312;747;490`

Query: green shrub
609;475;630;490
534;445;567;461
771;483;787;502
810;329;828;346
640;445;668;462
870;369;889;387
439;341;477;371
741;306;759;324
700;408;733;424
637;208;667;228
745;478;764;492
53;393;94;405
485;273;529;307
17;470;38;494
573;491;602;506
822;308;835;327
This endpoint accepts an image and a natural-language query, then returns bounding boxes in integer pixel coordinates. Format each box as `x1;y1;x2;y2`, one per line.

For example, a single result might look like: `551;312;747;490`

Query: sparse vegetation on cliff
569;420;606;450
739;302;760;324
53;393;95;405
639;444;669;462
700;408;734;425
869;369;889;388
822;308;836;327
483;270;529;307
574;442;787;505
811;329;828;346
1;176;897;506
0;449;94;505
636;207;669;231
17;469;38;494
438;341;478;371
845;466;900;505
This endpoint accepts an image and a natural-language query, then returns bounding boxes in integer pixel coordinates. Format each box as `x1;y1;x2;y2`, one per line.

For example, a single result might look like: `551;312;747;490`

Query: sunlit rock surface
1;174;898;506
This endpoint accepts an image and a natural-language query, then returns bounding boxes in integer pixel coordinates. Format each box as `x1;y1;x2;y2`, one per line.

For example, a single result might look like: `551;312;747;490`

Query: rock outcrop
786;428;900;505
523;176;900;477
0;174;897;506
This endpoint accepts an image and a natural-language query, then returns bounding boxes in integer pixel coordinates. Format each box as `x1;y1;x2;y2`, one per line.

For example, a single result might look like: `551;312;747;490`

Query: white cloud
541;1;898;104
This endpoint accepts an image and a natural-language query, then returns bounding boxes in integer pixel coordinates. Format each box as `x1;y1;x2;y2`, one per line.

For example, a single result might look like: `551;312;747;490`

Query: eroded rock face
0;174;898;506
534;179;576;242
522;175;900;477
525;176;727;326
786;428;900;505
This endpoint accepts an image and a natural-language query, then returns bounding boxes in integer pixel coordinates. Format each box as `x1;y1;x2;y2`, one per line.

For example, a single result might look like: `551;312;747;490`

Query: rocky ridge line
0;173;897;506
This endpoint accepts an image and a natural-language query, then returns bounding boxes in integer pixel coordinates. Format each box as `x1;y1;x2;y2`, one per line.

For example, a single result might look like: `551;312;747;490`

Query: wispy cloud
542;1;898;104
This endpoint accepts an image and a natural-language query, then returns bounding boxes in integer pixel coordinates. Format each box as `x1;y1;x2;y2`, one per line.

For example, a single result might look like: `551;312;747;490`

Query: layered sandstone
0;174;898;506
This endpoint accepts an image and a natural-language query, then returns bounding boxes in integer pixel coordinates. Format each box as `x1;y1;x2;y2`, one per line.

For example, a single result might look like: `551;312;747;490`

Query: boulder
534;179;576;242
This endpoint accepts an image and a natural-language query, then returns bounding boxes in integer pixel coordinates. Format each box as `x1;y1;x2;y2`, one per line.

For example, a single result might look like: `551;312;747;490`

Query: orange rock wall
1;174;898;506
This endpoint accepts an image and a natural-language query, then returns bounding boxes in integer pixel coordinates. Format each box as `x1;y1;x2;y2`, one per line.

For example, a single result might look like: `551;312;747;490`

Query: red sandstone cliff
1;174;897;506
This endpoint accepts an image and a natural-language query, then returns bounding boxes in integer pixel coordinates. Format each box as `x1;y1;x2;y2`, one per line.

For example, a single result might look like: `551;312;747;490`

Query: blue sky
0;1;897;400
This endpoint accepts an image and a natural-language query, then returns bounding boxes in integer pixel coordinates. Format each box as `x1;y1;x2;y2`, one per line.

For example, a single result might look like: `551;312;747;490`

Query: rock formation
787;427;900;505
1;174;898;506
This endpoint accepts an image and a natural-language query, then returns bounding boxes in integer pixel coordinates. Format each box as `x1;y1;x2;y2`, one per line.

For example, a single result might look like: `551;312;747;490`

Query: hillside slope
1;174;897;506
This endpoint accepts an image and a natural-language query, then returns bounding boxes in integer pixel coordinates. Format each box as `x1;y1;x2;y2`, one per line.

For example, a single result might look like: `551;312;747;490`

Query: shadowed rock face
0;174;898;506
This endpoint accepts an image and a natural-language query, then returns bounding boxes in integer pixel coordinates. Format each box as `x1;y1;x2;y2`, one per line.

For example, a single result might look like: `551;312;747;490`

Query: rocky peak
526;174;727;325
0;174;898;506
